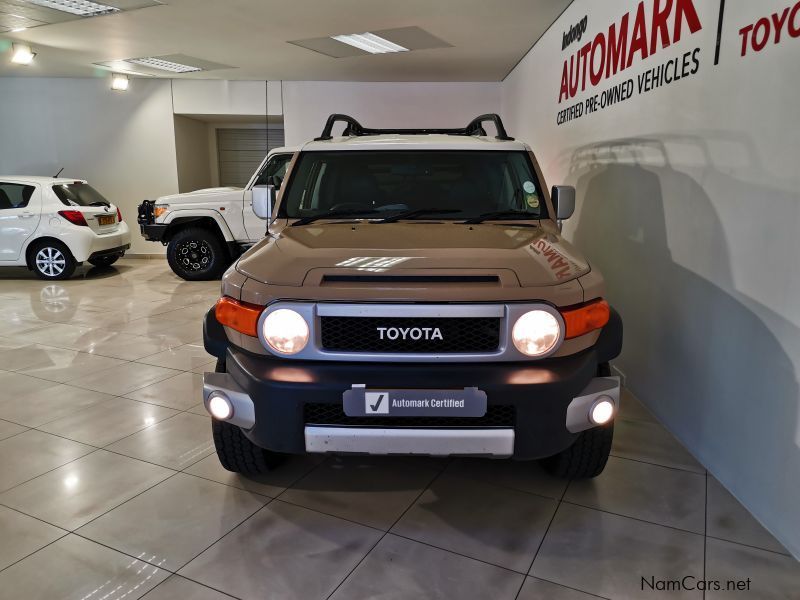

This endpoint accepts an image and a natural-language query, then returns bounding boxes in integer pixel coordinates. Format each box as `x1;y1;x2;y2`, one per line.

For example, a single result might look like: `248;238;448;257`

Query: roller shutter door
217;127;285;187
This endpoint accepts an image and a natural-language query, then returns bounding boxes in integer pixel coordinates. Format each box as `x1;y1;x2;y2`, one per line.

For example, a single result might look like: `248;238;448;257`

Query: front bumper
202;307;623;459
140;223;168;242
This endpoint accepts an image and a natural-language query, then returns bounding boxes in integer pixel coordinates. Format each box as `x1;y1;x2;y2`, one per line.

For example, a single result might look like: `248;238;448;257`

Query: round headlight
262;309;309;355
512;309;561;357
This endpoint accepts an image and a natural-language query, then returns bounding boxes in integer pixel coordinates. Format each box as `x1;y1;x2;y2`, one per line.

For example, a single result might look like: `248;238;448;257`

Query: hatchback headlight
512;309;561;357
262;309;309;355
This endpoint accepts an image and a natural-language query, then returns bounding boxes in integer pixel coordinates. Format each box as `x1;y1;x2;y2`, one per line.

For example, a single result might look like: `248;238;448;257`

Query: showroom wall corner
0;76;180;254
502;0;800;557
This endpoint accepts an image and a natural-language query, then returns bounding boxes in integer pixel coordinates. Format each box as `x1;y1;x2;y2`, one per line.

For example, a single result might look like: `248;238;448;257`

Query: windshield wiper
88;201;110;207
463;210;536;224
291;209;381;226
377;208;461;223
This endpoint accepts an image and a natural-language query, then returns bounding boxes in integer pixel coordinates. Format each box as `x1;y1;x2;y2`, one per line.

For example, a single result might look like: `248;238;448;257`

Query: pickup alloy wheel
167;227;228;281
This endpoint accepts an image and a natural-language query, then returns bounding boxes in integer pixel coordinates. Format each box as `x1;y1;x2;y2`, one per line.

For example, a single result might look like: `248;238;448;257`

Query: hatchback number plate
98;215;114;226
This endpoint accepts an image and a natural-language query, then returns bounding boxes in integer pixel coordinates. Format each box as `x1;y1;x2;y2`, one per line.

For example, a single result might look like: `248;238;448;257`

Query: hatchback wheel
30;241;76;280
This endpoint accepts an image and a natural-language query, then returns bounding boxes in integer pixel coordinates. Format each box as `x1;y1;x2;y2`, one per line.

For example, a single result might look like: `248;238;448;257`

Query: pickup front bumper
137;200;167;242
202;307;623;460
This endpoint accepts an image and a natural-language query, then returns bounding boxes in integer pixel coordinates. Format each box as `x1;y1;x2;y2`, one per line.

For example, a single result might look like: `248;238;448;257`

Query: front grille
304;403;515;427
320;316;501;353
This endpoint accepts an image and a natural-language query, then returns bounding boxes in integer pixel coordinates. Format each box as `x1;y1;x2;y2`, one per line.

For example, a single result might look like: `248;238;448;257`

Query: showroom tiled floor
0;258;797;599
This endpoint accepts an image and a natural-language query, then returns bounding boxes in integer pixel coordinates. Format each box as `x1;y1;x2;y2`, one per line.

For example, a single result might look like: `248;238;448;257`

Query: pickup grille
304;403;515;427
320;316;501;353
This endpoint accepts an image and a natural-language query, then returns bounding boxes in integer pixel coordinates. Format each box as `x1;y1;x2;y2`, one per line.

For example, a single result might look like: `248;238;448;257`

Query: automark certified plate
98;215;114;226
343;386;487;417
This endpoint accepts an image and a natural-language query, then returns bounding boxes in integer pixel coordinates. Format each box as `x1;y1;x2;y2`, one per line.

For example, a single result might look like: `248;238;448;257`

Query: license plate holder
343;386;487;417
98;215;114;226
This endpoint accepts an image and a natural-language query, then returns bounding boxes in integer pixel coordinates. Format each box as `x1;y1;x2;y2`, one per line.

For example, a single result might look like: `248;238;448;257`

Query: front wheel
540;424;614;479
210;357;284;475
166;227;229;281
30;241;77;280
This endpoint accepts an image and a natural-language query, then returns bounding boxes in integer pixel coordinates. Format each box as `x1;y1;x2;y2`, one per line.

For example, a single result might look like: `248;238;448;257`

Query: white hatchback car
0;176;131;280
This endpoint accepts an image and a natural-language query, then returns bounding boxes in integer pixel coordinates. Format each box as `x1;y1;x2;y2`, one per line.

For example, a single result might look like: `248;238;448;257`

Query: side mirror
551;185;576;221
252;184;276;220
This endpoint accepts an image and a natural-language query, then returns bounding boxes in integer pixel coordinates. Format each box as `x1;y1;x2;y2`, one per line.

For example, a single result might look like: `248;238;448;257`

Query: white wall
0;77;179;254
174;115;212;193
171;80;283;116
282;81;502;146
503;0;800;557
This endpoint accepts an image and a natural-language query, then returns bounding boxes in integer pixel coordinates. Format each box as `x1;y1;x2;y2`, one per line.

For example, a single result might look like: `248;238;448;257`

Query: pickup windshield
279;150;546;221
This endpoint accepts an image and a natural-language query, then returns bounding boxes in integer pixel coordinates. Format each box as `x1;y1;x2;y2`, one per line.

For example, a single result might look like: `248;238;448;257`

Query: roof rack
313;113;515;141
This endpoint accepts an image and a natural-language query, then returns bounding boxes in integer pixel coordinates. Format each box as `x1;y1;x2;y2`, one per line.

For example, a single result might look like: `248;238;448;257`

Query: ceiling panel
0;0;571;81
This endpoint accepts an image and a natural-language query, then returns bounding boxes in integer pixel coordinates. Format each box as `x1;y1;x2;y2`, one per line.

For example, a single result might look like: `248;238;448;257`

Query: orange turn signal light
215;297;263;337
560;298;610;339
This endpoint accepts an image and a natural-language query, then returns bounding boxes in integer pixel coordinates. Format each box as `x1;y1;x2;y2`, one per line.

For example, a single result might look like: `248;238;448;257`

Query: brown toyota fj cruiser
202;114;622;479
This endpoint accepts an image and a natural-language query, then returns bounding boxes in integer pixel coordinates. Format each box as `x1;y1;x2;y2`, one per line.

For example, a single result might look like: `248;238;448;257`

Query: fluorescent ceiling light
127;57;202;73
111;73;129;91
331;32;408;54
24;0;120;17
11;44;35;65
12;27;28;32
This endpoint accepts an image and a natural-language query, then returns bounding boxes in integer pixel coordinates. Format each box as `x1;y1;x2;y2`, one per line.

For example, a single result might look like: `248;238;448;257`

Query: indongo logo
377;327;443;341
562;15;588;50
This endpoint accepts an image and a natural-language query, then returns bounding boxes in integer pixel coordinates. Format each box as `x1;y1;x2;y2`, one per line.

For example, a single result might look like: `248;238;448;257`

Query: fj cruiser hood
236;222;590;287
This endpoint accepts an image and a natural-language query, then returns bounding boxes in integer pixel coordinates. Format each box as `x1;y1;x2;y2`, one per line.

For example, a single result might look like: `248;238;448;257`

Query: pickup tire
166;227;228;281
210;358;284;474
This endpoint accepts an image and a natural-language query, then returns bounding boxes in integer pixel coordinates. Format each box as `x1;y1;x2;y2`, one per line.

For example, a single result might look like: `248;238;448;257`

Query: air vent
321;274;500;284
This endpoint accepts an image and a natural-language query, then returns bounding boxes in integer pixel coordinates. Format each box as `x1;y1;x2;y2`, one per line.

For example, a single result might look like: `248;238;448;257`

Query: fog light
589;396;615;425
208;392;233;420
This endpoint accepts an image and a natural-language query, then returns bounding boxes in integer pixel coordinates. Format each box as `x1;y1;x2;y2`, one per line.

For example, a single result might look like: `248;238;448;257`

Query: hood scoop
321;274;500;284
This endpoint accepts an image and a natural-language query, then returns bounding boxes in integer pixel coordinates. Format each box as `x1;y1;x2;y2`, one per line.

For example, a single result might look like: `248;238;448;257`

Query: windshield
52;182;110;207
279;150;546;221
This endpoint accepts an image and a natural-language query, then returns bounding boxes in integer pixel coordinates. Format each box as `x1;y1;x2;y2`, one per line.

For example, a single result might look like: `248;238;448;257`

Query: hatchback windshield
279;150;546;221
52;182;110;207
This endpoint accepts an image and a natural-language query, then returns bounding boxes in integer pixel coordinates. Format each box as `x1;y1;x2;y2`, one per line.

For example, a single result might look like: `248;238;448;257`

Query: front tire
167;227;229;281
210;358;284;475
30;241;77;280
540;361;615;479
540;424;614;479
88;255;120;267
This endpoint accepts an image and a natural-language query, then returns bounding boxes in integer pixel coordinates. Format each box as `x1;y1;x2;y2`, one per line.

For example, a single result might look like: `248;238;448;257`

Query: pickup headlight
154;204;169;218
263;309;309;355
512;309;561;357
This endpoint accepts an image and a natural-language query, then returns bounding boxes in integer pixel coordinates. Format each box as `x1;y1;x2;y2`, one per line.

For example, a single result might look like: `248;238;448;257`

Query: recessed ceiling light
24;0;120;17
330;32;408;54
126;57;202;73
11;44;36;65
110;73;129;91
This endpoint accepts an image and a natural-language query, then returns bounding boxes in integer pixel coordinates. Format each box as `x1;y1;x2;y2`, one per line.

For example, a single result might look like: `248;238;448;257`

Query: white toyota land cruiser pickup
137;147;295;280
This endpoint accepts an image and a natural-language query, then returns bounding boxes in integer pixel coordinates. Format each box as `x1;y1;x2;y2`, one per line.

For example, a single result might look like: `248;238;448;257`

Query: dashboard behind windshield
279;150;547;220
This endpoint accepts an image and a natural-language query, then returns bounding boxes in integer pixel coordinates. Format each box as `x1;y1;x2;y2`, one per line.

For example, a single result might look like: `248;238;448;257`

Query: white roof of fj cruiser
300;134;529;152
